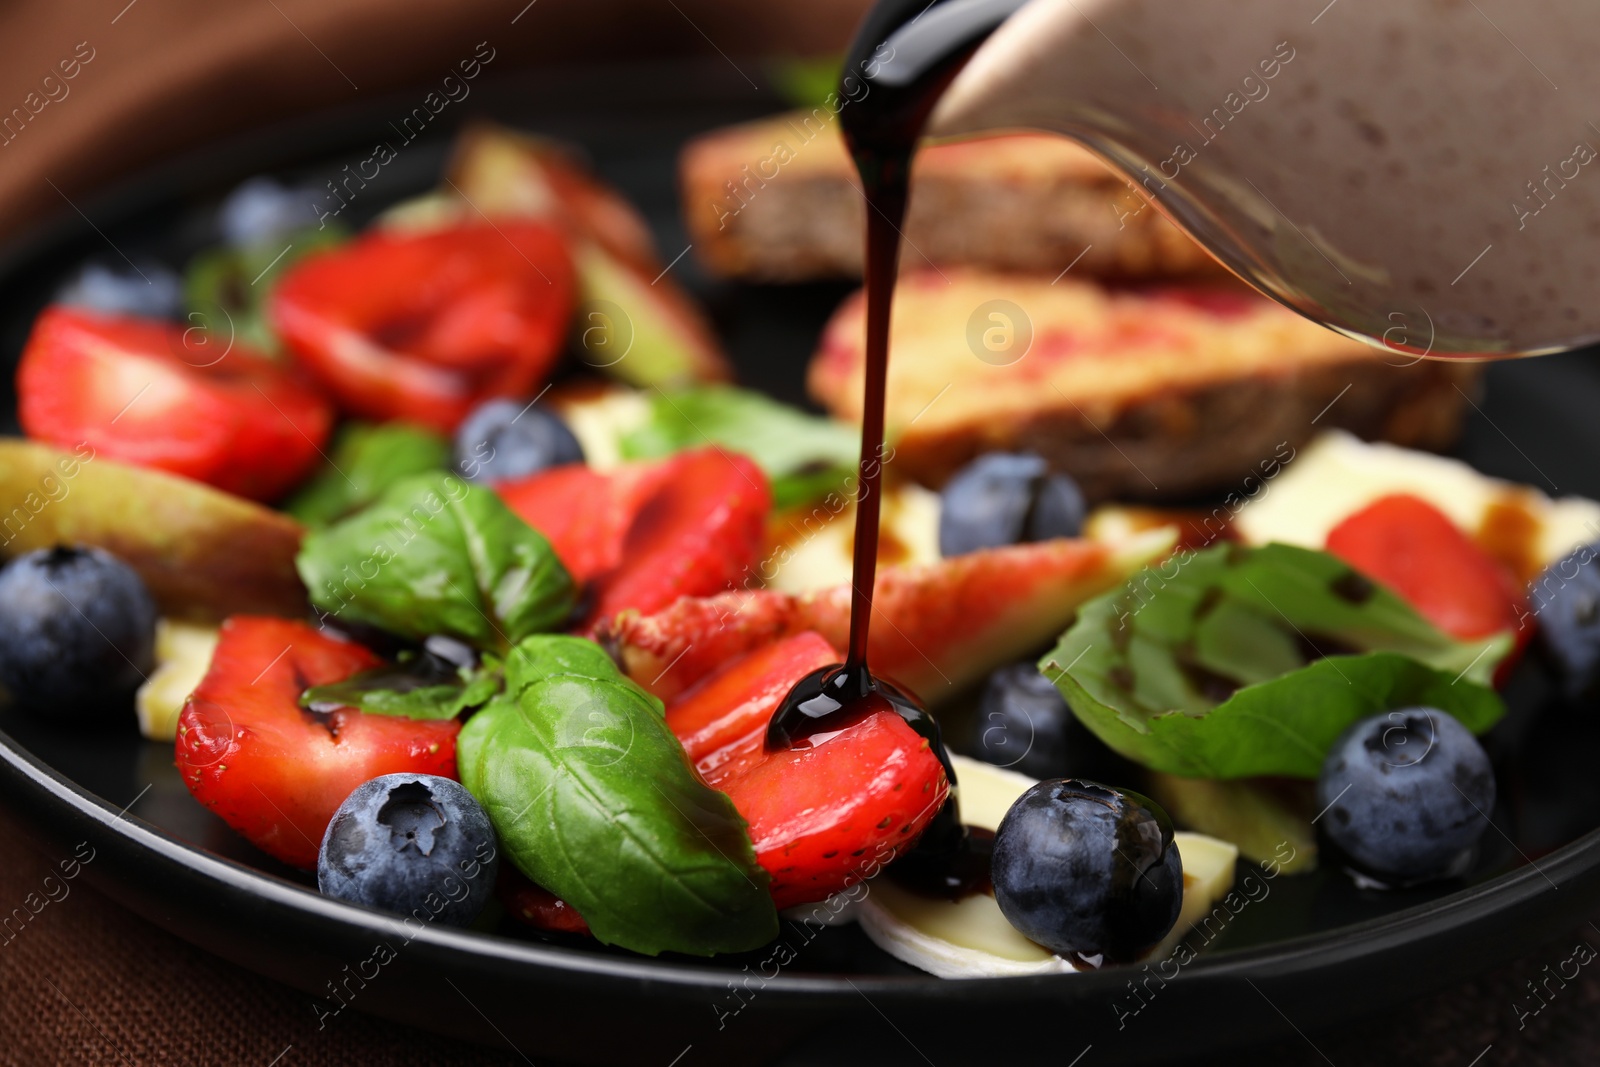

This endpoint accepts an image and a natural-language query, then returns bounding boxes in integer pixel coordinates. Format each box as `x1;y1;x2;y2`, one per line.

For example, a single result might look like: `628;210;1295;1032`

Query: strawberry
666;631;839;780
1326;493;1532;681
721;709;950;910
499;867;591;936
495;460;673;584
447;123;732;386
18;307;333;502
665;631;950;910
604;538;1137;704
269;222;574;432
175;617;459;869
497;447;770;628
595;448;769;625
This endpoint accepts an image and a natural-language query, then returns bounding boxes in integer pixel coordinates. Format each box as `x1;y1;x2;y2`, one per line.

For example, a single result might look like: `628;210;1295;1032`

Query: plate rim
1;719;1589;1002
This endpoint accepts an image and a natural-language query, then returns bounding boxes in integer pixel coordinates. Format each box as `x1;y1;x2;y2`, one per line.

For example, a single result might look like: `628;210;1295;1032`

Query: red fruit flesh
175;617;459;869
722;711;949;911
499;867;591;936
591;448;770;626
605;538;1124;704
268;222;574;432
496;460;673;583
666;631;839;780
1326;493;1532;678
665;631;950;910
498;448;770;628
1325;493;1531;639
445;124;732;384
18;307;333;502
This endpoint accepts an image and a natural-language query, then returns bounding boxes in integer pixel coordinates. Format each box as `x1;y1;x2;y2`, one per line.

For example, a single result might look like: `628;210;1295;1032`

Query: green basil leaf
183;225;348;354
1040;542;1510;779
457;635;776;956
300;653;501;721
285;422;450;527
296;473;577;652
621;385;860;508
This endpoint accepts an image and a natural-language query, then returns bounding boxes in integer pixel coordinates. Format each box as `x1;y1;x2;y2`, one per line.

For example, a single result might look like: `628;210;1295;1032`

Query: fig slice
0;438;306;621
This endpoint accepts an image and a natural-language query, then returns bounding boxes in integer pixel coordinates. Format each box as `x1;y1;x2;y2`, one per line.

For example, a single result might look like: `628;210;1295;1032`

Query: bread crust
680;111;1218;281
808;270;1482;501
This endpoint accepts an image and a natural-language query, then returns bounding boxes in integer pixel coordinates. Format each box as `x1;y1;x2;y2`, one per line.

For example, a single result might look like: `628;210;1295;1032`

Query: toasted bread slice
680;111;1216;281
808;271;1482;501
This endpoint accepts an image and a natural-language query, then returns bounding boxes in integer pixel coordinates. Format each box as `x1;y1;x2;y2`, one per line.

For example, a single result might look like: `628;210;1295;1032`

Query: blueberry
453;399;584;484
1316;708;1495;884
54;260;183;319
991;779;1182;964
1531;542;1600;697
318;774;499;927
217;176;322;246
971;664;1075;778
0;546;157;723
938;452;1086;557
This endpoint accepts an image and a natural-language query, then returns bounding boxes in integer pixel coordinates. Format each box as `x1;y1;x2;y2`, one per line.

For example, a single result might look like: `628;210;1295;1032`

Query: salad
0;121;1594;977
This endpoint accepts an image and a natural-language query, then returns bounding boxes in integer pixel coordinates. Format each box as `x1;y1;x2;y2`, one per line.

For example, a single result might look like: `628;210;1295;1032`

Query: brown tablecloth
0;803;1595;1066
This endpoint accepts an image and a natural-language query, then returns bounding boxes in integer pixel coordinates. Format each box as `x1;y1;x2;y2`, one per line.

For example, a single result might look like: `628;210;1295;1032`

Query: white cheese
856;756;1239;978
135;620;220;741
548;389;652;472
767;483;1179;595
768;482;942;594
1235;430;1600;568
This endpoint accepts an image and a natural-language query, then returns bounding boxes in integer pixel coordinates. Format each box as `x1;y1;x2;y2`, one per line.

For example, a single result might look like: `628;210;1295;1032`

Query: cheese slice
767;484;1184;595
549;389;651;471
768;482;943;594
135;620;220;741
857;756;1239;978
1235;430;1600;575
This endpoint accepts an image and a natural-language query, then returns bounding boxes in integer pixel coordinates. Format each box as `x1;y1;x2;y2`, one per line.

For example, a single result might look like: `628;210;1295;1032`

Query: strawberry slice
722;710;950;910
175;617;459;869
605;537;1141;704
18;307;333;502
665;631;950;910
595;448;769;625
497;447;770;627
269;221;574;432
1326;493;1532;680
447;123;732;386
499;867;591;936
495;460;672;584
666;631;839;780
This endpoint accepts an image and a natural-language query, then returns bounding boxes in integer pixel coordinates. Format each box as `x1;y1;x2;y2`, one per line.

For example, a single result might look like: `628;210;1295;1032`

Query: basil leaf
457;635;776;956
285;422;450;527
1041;542;1510;779
183;225;348;354
300;653;501;721
621;385;859;508
296;473;577;652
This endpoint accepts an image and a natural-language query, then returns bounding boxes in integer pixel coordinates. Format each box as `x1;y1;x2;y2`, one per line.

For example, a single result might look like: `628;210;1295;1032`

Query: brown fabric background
1;1;1599;1063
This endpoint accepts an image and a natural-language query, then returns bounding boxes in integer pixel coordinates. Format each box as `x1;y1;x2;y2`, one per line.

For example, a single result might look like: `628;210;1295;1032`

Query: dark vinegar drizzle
766;0;1027;897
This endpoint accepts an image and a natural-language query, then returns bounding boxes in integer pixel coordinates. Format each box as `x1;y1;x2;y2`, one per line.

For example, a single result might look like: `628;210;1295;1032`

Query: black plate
1;59;1599;1067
